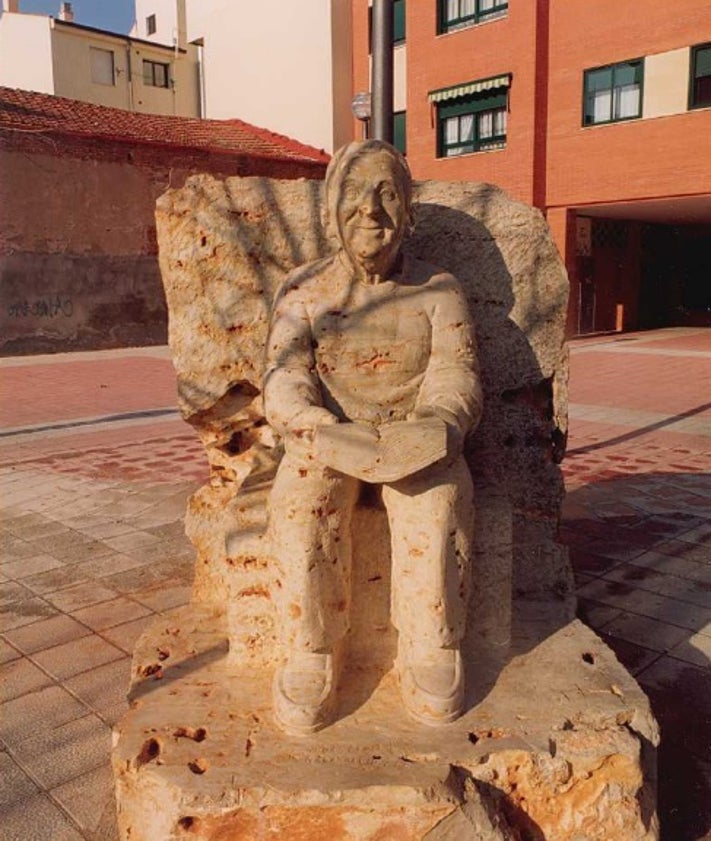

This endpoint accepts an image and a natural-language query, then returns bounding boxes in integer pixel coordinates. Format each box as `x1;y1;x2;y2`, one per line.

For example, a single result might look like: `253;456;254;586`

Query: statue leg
267;448;359;733
382;454;474;724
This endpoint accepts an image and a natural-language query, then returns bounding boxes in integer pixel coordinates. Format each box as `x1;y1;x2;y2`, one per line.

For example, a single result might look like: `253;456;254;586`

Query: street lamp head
351;91;372;121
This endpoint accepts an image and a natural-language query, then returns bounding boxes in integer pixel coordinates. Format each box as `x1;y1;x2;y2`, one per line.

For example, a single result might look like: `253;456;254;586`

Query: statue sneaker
273;650;337;735
397;641;464;726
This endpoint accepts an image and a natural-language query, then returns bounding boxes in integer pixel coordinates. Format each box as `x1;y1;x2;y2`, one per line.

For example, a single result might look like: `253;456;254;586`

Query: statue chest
312;293;433;379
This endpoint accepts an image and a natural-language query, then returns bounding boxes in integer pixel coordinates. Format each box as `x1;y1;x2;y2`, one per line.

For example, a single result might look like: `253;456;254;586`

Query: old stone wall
0;132;326;356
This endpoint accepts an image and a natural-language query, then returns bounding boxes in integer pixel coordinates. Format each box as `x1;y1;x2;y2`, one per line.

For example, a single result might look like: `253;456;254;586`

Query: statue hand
407;406;464;454
289;406;339;446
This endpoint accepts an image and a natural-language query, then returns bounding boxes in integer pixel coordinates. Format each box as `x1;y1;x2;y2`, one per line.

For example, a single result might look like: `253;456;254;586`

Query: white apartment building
132;0;355;152
0;0;200;117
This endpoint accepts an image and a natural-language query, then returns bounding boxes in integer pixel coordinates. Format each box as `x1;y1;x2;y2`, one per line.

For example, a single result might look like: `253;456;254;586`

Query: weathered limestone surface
112;172;659;839
155;174;573;665
114;609;659;841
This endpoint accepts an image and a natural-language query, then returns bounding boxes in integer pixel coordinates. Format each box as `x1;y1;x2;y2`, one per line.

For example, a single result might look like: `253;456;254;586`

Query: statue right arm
263;285;337;439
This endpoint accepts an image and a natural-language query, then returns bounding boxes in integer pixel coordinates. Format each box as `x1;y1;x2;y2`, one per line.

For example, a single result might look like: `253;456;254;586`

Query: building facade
0;1;200;117
352;0;711;335
133;0;354;152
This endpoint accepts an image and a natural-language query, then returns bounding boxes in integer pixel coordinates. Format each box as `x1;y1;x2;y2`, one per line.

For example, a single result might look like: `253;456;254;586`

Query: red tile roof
0;86;330;164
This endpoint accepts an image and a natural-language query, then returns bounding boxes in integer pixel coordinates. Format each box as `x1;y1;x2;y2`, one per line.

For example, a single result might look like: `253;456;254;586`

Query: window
583;60;643;125
393;0;405;44
90;47;115;86
368;0;405;52
393;111;406;154
690;43;711;109
143;59;169;88
438;0;508;34
146;14;157;35
430;76;510;157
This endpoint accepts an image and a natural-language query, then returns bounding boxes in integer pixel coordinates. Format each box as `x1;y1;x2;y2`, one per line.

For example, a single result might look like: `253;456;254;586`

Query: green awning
428;74;511;103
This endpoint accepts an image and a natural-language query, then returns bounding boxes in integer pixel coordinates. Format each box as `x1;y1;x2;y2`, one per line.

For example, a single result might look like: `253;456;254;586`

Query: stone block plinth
113;606;658;841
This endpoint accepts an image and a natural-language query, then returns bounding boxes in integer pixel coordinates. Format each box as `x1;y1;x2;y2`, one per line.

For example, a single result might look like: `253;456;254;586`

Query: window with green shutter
393;111;406;154
429;77;510;157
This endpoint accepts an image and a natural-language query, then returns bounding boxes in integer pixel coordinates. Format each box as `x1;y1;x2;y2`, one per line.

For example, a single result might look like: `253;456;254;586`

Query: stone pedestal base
113;605;658;841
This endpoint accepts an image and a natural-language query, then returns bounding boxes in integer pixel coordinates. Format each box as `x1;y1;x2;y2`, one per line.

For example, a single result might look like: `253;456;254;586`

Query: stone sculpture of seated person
263;140;483;735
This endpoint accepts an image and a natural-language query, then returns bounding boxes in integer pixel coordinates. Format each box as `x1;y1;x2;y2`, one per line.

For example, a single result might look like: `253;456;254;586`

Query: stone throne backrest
156;174;573;670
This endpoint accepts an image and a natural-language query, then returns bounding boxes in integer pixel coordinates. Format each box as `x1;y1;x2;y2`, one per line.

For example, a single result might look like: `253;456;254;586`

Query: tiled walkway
1;327;709;840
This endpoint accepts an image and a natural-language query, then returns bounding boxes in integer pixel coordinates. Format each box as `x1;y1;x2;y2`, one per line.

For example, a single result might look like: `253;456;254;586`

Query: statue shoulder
405;256;464;292
274;255;339;304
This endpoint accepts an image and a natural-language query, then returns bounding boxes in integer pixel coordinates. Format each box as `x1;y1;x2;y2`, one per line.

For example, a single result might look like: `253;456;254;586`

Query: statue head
323;140;413;281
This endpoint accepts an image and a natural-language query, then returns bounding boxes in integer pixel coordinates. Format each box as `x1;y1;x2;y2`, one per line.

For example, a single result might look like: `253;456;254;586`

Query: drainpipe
125;39;134;111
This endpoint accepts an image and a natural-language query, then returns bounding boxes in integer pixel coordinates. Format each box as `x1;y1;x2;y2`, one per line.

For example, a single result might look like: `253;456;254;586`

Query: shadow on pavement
563;470;710;841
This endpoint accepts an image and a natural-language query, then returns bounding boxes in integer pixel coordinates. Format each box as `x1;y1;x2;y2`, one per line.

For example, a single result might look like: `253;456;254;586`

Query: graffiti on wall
7;297;74;318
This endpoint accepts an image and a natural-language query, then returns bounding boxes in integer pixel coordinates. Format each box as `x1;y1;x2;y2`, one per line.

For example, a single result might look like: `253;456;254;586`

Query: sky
2;1;135;33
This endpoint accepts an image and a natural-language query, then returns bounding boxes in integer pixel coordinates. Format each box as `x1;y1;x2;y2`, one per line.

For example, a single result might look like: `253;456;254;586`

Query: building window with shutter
393;110;406;154
429;75;510;157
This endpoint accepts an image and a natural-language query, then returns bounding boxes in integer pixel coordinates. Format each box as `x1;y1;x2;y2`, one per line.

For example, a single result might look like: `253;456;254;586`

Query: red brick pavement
1;352;179;428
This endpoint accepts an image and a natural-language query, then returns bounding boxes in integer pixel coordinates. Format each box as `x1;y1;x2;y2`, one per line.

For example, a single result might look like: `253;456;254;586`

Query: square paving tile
102;529;165;555
2;514;69;541
71;551;149;580
65;657;132;718
71;596;152;631
51;763;116;838
11;713;111;790
576;578;711;633
668;631;711;668
603;564;711;610
596;633;662;676
1;656;53;702
0;637;22;664
0;685;88;746
31;634;125;681
0;750;40;808
1;553;64;581
27;531;114;564
3;613;92;654
600;611;690;653
43;580;119;613
0;580;35;607
0;791;85;841
627;550;711;583
100;614;159;654
0;535;42;562
0;595;59;632
22;565;92;596
131;582;192;612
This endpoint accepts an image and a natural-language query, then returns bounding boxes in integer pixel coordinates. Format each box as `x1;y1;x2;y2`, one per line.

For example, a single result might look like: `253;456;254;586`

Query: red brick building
352;0;711;335
0;87;328;355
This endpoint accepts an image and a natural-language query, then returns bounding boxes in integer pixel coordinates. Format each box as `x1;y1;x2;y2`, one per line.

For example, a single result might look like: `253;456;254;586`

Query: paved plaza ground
1;326;709;840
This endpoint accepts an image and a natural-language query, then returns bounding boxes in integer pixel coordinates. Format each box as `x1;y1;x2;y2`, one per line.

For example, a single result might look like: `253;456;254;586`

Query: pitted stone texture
114;611;658;841
156;175;573;663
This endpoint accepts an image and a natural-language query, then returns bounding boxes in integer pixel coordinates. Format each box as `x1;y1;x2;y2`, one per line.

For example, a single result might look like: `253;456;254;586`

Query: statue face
336;150;408;277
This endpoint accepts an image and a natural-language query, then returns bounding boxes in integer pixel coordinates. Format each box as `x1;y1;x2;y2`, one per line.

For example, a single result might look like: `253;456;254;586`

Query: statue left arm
411;274;483;448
